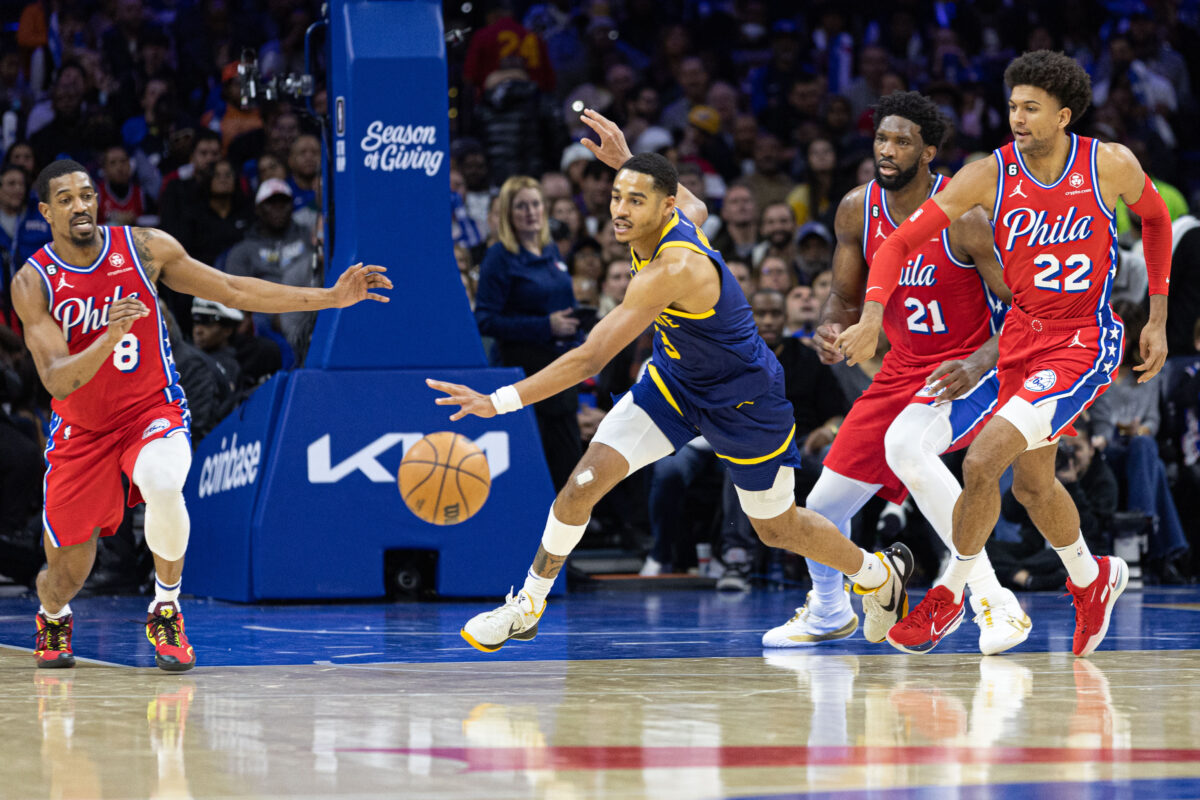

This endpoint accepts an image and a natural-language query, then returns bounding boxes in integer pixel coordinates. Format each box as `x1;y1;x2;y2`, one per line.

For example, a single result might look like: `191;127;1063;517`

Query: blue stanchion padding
184;0;558;600
310;0;483;371
182;373;291;600
185;369;557;600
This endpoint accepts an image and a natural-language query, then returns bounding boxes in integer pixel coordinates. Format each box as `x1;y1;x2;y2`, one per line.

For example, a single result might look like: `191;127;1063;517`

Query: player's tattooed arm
531;545;570;580
813;186;869;364
131;227;161;283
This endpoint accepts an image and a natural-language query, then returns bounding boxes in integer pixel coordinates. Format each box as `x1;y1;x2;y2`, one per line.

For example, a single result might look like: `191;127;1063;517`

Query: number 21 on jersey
905;298;947;334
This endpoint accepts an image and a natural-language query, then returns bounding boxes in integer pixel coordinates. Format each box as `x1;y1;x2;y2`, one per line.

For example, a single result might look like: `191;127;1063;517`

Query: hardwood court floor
0;586;1198;799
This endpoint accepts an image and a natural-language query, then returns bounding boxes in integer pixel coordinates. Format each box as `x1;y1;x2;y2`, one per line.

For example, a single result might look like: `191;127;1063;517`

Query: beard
68;223;99;248
768;230;792;248
875;159;921;190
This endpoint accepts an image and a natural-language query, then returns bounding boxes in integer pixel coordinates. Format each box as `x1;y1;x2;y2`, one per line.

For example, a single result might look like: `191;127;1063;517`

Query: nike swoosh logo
931;619;952;637
508;621;524;635
879;591;899;614
867;286;883;293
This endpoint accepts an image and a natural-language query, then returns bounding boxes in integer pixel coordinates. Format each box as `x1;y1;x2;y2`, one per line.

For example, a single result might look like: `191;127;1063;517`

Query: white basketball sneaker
970;589;1032;655
461;589;544;653
762;587;858;647
855;543;915;643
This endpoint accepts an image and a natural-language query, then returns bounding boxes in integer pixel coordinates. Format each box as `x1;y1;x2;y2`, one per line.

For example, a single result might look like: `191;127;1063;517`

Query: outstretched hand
579;109;633;170
332;263;392;307
427;378;496;421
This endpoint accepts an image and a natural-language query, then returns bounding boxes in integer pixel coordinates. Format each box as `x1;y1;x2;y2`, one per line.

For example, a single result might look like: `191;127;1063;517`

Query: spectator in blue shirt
475;174;582;490
0;164;51;330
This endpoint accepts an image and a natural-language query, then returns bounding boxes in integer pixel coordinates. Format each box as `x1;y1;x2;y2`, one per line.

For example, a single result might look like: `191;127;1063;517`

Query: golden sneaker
762;587;858;647
461;589;544;653
854;543;915;643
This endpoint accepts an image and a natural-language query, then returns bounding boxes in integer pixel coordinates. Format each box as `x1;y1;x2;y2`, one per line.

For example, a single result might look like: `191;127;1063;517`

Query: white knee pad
590;392;675;477
735;466;796;520
805;468;880;532
995;397;1058;451
132;434;192;562
884;403;953;489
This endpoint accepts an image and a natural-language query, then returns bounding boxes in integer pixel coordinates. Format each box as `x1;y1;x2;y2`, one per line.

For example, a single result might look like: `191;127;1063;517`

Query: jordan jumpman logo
56;274;74;291
875;220;886;239
1068;330;1085;348
1009;178;1027;199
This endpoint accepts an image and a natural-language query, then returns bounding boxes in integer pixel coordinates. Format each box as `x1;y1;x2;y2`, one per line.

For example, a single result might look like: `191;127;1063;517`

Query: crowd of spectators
0;0;325;589
447;0;1200;587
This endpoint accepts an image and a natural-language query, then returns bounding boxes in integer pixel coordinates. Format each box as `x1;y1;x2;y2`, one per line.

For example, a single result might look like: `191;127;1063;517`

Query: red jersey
864;174;1005;368
991;134;1117;323
97;180;145;226
25;226;185;432
462;17;555;93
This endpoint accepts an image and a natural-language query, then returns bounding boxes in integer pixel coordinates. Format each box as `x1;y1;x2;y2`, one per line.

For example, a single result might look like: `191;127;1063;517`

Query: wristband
490;385;524;414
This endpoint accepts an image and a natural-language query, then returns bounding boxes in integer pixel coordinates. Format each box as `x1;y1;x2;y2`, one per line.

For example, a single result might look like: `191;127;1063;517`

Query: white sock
39;603;71;620
941;554;977;603
847;550;886;590
151;575;181;612
521;569;554;611
965;550;1005;600
1054;533;1099;587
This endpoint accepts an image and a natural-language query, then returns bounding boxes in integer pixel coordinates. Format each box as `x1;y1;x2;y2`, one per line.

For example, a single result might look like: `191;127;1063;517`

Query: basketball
397;432;491;525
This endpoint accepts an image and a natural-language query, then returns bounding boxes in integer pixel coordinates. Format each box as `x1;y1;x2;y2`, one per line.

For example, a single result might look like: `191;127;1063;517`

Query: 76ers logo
109;253;125;268
1069;173;1085;189
1024;369;1057;392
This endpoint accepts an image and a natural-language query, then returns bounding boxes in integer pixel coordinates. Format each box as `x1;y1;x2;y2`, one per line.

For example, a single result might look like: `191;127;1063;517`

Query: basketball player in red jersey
12;160;391;671
837;51;1171;657
763;91;1033;655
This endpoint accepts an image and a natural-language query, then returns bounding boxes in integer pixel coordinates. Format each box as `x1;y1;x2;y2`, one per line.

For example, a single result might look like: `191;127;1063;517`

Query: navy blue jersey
632;209;779;409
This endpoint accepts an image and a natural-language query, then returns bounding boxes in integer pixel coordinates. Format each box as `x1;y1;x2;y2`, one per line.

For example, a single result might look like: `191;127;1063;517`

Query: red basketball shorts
995;305;1124;446
823;356;996;503
43;402;190;547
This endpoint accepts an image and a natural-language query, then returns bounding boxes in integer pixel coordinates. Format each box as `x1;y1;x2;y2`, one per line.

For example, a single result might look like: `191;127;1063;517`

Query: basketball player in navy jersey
430;111;916;653
13;160;391;670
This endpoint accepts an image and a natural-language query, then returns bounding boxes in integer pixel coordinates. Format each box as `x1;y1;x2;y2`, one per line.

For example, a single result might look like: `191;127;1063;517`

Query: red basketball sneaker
886;585;965;654
1067;556;1128;657
34;612;76;669
145;602;196;672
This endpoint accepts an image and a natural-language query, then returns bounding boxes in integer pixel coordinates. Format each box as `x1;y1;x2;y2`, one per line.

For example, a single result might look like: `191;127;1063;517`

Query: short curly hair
1004;50;1092;125
872;91;948;150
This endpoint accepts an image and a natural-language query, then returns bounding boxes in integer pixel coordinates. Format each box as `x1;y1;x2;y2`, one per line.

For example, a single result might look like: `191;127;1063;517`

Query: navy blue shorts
628;362;803;491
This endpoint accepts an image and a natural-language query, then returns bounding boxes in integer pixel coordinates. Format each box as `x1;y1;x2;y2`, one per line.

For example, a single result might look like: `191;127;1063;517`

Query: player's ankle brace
490;385;523;415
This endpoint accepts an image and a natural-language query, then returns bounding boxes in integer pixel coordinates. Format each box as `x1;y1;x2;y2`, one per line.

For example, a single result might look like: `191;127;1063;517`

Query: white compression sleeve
132;434;192;562
884;402;999;591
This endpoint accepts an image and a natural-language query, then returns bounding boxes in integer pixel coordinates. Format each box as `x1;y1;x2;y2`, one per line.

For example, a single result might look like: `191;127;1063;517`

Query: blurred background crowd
0;0;1199;593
